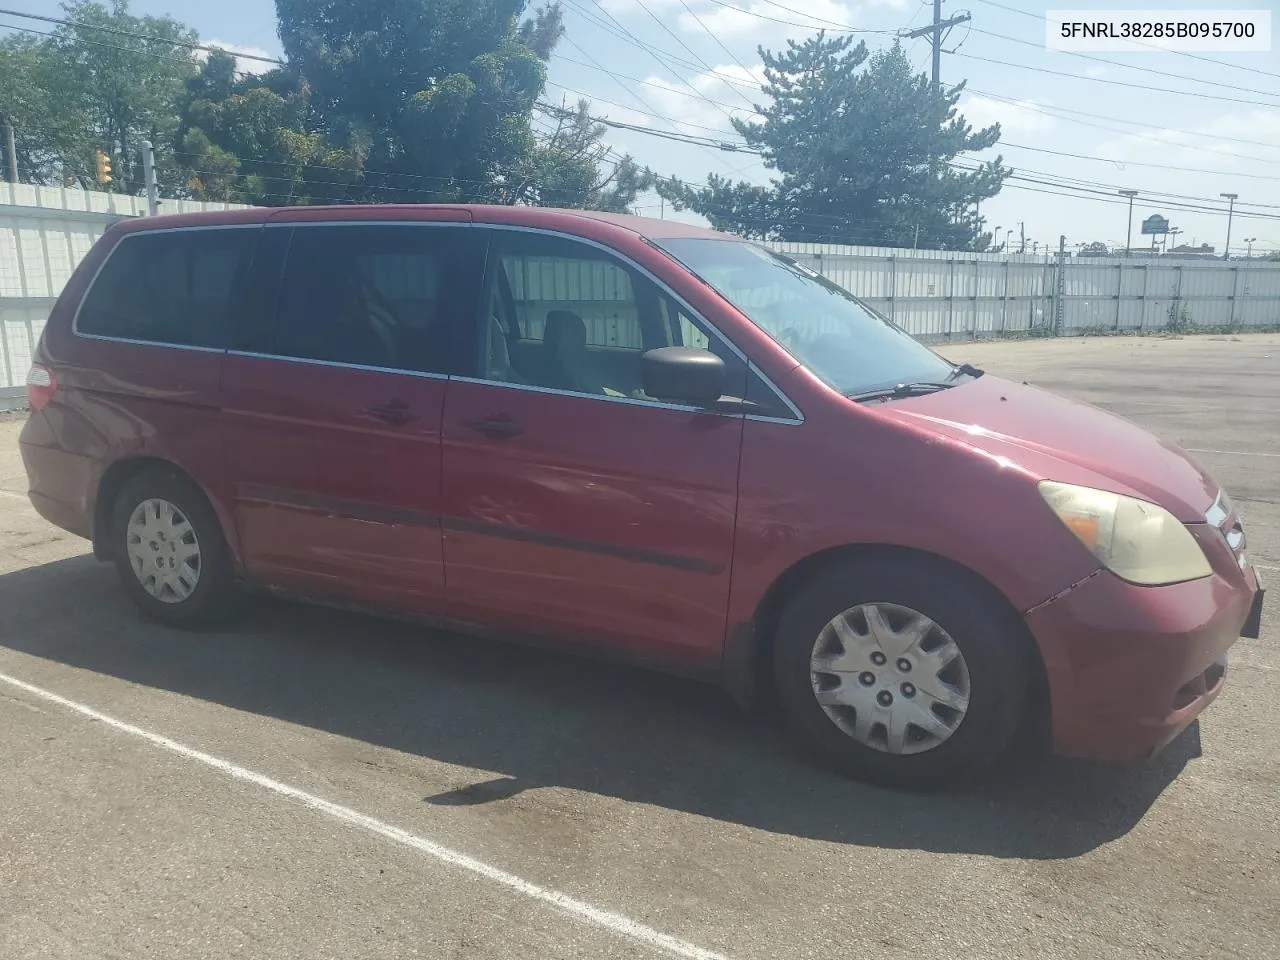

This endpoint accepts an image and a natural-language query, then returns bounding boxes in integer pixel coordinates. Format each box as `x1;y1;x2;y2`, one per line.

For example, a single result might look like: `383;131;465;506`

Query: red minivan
19;205;1264;787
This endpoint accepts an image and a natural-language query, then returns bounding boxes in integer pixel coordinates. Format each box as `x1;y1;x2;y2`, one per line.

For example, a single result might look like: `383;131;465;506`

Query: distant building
1165;243;1217;259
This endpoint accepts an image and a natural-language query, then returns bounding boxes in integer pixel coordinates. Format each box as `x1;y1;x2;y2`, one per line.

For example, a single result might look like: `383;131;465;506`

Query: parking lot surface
1;334;1276;960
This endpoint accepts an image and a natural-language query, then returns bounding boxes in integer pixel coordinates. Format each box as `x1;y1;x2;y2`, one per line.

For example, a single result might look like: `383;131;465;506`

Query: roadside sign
1141;215;1170;236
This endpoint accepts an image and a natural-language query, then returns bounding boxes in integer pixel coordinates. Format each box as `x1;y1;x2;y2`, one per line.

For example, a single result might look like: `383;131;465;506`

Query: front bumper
1027;530;1261;762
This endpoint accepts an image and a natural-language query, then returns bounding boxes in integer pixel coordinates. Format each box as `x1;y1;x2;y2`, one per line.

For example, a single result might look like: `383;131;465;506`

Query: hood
874;375;1219;522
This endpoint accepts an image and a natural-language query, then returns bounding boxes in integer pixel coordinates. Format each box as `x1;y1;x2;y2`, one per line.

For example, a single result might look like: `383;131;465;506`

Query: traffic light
94;148;112;184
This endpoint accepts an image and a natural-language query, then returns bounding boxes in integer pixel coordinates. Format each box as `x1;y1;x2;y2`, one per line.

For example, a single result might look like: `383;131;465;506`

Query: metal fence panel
4;191;1280;394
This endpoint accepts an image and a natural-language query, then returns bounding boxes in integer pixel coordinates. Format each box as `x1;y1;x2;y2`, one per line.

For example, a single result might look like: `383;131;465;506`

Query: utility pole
1221;192;1238;260
1118;189;1138;257
2;122;16;184
903;0;972;88
1054;234;1067;335
141;140;158;216
1018;222;1026;255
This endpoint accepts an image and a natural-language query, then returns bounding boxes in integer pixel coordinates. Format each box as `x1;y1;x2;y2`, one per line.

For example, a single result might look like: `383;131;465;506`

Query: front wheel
772;557;1031;789
110;467;241;627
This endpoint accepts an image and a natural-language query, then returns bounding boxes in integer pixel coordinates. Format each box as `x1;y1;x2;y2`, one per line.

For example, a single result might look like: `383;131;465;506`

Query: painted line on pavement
0;489;27;500
0;669;731;960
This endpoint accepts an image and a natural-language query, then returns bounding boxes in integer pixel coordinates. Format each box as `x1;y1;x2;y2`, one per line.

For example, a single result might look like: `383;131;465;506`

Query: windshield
655;238;956;396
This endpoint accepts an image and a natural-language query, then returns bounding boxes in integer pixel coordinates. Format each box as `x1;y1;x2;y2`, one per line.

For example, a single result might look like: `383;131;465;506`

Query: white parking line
0;489;27;500
1187;449;1280;459
0;670;730;960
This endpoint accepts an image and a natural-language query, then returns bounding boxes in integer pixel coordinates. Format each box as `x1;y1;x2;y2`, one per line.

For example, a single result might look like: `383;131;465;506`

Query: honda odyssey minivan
19;205;1264;788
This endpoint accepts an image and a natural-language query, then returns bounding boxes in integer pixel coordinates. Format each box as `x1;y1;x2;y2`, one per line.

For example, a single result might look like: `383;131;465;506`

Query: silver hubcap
809;602;971;755
125;498;201;604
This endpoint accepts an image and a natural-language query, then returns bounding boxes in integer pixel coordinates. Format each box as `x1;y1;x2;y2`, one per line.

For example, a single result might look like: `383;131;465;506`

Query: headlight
1038;481;1212;586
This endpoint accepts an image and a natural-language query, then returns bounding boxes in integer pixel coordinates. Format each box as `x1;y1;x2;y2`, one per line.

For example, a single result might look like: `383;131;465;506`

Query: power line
581;0;746;124
555;54;759;118
623;0;758;112
537;100;761;153
0;6;285;65
999;140;1280;184
560;0;759;92
970;26;1280;101
965;88;1280;161
0;18;201;68
697;0;894;33
544;81;748;138
969;0;1280;84
559;35;748;178
954;51;1280;109
670;0;761;107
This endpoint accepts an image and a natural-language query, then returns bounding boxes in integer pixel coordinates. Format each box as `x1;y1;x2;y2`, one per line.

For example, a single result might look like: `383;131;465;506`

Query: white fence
4;185;1280;409
773;242;1280;340
0;183;253;409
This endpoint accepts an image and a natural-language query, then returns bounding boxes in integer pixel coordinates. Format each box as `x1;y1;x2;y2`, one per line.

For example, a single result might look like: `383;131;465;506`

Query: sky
6;0;1280;256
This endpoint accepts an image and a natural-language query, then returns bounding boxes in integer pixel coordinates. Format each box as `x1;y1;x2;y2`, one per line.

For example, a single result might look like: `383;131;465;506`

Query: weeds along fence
4;184;1280;409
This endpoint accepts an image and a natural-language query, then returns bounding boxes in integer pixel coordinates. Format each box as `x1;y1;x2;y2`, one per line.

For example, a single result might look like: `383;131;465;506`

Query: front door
440;229;747;666
222;221;485;612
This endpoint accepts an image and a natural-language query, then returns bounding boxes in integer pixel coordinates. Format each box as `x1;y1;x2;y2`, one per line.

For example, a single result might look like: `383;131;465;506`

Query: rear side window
272;224;480;375
76;228;259;349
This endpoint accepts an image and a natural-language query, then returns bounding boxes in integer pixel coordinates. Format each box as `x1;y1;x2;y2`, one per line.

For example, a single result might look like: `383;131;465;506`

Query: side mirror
641;346;726;406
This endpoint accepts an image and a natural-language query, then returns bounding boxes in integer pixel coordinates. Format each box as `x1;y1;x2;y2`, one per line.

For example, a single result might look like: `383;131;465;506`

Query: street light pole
1221;192;1239;260
1119;189;1138;257
1245;237;1257;259
993;226;1003;250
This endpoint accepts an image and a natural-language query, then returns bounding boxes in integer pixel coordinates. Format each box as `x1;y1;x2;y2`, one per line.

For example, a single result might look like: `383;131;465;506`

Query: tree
0;1;199;192
175;52;342;205
1078;241;1111;257
511;100;648;211
268;0;565;203
656;37;1009;250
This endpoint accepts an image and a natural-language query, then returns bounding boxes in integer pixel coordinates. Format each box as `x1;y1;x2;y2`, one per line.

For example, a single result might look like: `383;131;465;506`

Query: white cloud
639;63;769;137
1094;110;1280;173
202;40;279;76
959;95;1056;137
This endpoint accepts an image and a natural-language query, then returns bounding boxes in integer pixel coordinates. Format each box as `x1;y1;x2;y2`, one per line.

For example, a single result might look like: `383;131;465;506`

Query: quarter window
77;228;259;349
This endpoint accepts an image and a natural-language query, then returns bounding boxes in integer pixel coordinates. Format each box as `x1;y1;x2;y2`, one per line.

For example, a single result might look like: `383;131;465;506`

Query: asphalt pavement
0;334;1276;960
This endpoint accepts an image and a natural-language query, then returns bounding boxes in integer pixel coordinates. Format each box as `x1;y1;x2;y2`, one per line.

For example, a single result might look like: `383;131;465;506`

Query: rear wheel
772;557;1030;789
110;467;241;627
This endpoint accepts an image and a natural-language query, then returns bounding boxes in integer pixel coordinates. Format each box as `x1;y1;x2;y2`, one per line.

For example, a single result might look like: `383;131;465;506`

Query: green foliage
265;0;560;203
0;0;198;192
514;100;649;211
2;0;639;210
655;37;1009;250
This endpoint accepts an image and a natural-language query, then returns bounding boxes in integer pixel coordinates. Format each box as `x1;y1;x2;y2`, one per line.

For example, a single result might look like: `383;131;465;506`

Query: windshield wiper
948;362;985;381
845;382;954;403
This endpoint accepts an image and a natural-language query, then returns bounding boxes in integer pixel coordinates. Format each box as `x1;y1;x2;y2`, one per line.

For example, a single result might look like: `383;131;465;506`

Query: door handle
465;415;524;439
366;401;418;426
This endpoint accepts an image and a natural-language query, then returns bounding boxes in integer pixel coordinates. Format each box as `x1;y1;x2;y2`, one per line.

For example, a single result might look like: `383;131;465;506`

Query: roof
111;203;733;242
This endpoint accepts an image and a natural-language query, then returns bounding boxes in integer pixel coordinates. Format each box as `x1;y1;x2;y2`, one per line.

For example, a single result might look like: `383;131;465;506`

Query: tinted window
273;225;477;374
77;228;259;348
655;238;956;396
480;232;748;405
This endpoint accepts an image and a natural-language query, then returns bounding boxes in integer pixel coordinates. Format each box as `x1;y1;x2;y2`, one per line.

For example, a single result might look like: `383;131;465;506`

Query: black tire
772;556;1031;790
109;466;242;628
